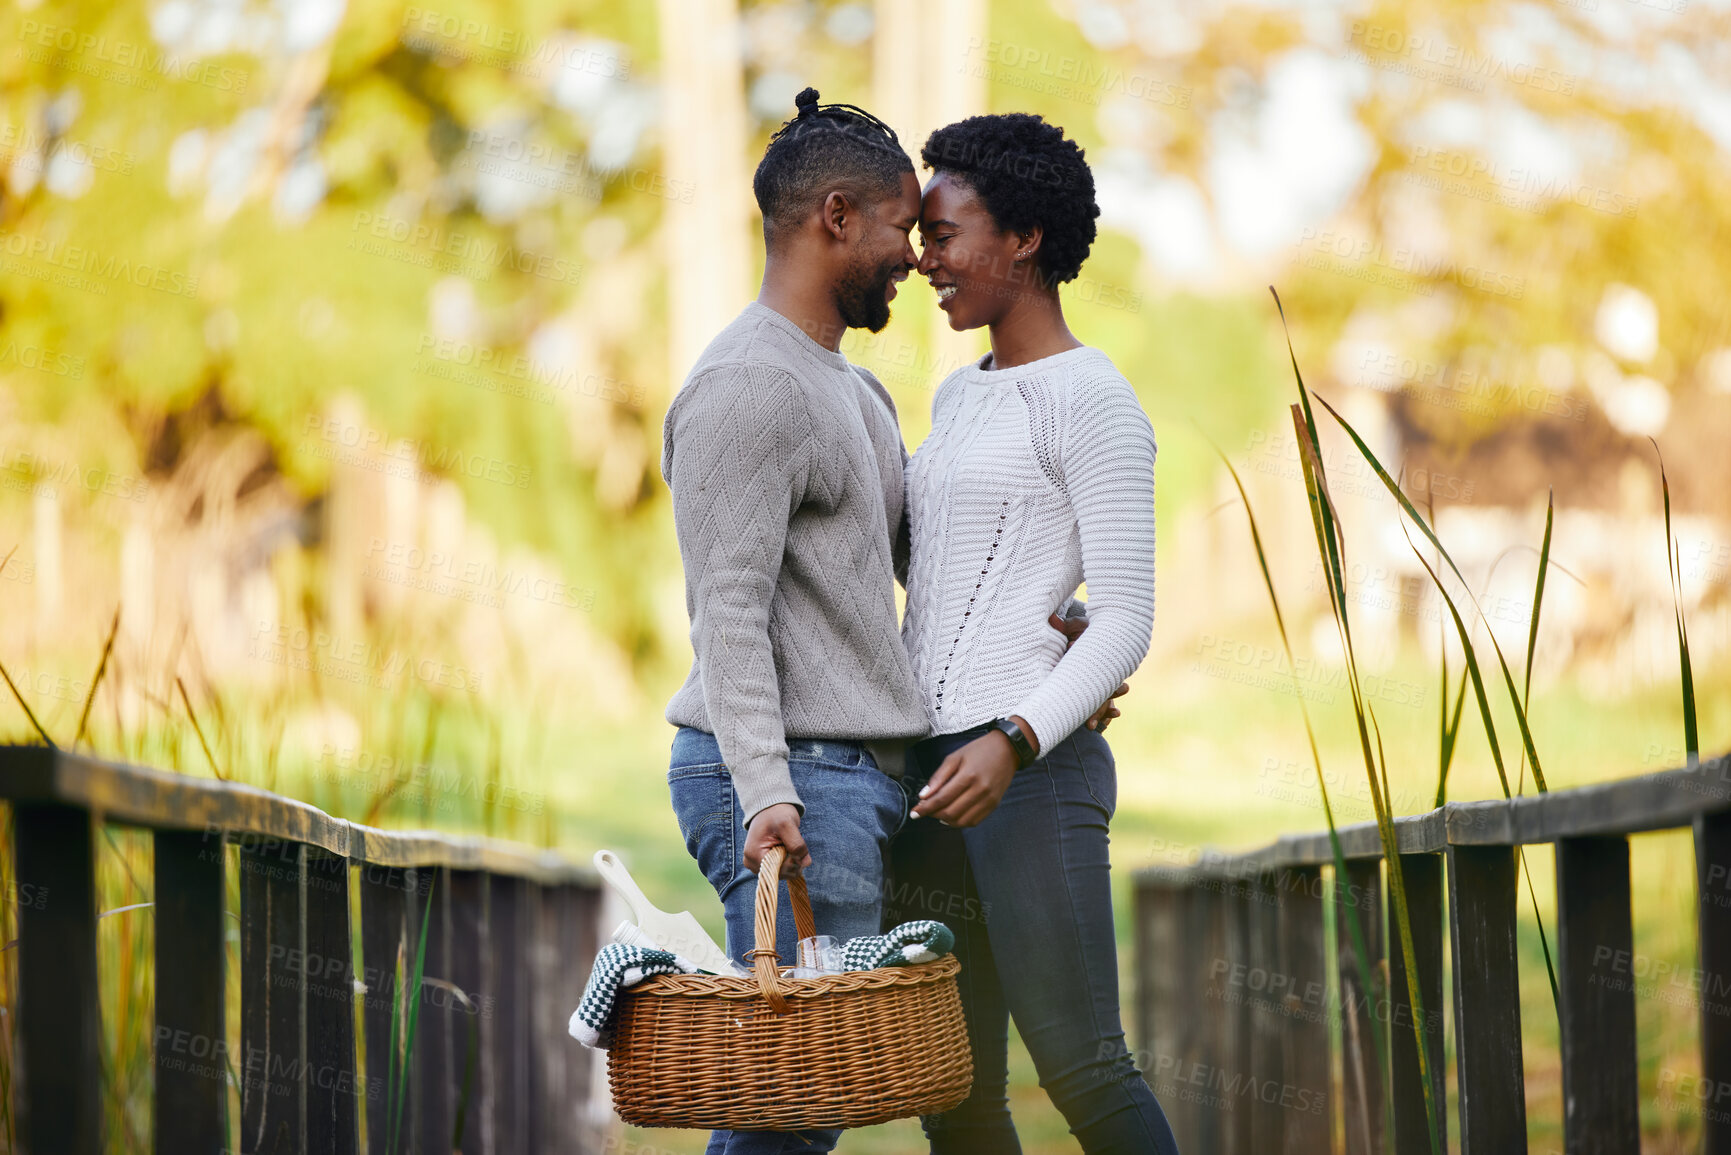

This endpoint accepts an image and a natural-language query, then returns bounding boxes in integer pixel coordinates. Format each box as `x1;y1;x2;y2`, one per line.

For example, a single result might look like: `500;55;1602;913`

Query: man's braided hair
753;87;913;245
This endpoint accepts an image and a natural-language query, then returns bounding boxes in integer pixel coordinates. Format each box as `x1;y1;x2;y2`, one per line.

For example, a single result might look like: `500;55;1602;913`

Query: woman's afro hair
920;113;1099;285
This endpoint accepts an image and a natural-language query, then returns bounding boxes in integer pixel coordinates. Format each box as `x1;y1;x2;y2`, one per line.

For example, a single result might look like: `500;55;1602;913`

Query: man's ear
821;190;854;243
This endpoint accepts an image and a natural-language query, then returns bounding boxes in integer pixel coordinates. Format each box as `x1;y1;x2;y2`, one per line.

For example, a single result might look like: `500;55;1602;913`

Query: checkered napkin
841;919;955;970
569;923;955;1050
568;942;698;1050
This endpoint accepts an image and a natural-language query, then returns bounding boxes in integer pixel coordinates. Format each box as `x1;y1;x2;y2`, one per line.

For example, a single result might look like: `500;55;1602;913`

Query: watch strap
991;717;1036;769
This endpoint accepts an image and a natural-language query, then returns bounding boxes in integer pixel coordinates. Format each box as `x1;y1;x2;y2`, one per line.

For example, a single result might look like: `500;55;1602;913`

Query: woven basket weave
607;845;973;1130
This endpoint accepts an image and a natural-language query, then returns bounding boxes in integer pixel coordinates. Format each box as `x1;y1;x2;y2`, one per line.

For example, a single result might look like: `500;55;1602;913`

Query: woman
888;112;1179;1154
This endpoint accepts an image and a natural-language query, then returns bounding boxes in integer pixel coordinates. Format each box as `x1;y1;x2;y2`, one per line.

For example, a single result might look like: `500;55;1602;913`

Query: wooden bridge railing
1;744;608;1155
1133;751;1731;1155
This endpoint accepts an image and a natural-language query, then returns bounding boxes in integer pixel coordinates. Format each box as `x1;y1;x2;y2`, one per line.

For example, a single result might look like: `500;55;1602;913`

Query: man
659;87;928;1154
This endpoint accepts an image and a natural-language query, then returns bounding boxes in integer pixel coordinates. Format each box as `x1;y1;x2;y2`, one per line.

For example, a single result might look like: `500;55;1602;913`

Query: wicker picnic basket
607;845;973;1130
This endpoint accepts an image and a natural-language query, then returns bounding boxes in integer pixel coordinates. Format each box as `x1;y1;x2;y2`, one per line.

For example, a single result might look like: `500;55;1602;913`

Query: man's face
834;171;921;334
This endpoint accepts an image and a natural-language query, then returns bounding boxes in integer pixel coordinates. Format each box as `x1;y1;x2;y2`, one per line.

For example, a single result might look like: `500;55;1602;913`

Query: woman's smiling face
917;171;1033;332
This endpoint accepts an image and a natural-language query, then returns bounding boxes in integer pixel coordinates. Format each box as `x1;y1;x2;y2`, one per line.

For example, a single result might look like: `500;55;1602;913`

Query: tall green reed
1271;286;1444;1153
1255;286;1725;1145
1271;289;1566;1018
1206;433;1394;1149
1651;440;1700;771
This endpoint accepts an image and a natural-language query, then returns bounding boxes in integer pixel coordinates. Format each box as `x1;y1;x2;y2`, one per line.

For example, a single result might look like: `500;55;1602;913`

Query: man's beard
834;251;900;334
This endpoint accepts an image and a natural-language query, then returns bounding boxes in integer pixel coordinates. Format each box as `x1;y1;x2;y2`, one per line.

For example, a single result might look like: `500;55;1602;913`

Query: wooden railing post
1335;857;1384;1155
1277;865;1331;1155
1186;878;1226;1153
1447;844;1526;1152
1158;882;1198;1150
449;868;491;1154
1557;835;1639;1154
306;849;360;1152
548;881;601;1152
1220;874;1254;1150
417;866;456;1153
154;827;228;1155
526;883;559;1155
488;874;531;1151
14;802;101;1155
240;837;307;1154
1135;878;1183;1131
1387;852;1446;1155
579;883;607;1147
1697;810;1731;1155
1247;872;1285;1151
360;864;410;1154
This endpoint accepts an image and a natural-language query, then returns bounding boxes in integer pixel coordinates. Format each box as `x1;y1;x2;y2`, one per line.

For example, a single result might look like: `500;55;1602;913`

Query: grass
0;617;1720;1151
0;295;1720;1152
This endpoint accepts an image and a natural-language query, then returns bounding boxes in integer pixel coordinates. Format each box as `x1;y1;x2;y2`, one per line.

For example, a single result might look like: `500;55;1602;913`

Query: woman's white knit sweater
902;345;1156;753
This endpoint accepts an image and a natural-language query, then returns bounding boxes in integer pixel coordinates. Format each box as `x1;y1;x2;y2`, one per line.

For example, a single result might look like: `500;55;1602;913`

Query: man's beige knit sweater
662;302;930;824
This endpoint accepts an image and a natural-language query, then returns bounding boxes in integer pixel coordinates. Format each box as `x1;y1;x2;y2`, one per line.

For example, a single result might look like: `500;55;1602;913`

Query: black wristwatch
990;717;1037;769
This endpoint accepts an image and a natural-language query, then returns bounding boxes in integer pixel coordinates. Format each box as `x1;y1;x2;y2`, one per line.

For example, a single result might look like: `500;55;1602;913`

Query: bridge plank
1557;835;1639;1155
1447;845;1526;1153
14;803;101;1155
154;828;228;1155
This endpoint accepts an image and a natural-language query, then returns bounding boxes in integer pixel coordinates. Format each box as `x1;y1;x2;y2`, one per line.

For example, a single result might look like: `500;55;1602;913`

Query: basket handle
749;846;819;1013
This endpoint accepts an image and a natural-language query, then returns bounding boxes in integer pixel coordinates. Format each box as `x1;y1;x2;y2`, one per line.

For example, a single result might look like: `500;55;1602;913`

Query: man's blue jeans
887;723;1181;1154
668;726;906;1155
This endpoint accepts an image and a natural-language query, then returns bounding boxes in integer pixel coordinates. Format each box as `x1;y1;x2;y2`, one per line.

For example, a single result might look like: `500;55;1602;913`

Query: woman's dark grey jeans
887;723;1181;1154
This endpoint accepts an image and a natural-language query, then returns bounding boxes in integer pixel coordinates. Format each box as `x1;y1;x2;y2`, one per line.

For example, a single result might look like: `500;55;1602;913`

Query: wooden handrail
1;744;596;885
1136;752;1731;882
0;743;607;1155
1132;748;1731;1155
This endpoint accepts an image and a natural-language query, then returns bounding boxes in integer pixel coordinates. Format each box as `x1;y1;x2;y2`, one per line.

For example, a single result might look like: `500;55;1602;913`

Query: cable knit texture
663;302;930;825
903;346;1156;753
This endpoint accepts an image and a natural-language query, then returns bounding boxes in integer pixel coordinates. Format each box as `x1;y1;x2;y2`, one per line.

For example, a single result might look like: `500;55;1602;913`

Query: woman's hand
911;723;1032;828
